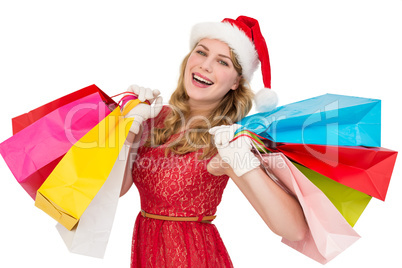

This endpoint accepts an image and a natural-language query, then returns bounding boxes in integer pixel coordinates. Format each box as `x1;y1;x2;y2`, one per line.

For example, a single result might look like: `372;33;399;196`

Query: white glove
124;85;163;134
209;124;261;177
127;84;160;103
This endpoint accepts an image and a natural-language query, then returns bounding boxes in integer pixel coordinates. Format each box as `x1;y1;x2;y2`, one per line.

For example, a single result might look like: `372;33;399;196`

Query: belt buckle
141;209;146;217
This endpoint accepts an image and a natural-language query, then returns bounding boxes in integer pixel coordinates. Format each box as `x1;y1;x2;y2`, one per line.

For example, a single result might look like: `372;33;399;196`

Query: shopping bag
0;86;114;199
237;94;381;147
292;162;371;227
35;100;138;230
56;145;129;258
271;143;397;201
237;130;372;226
11;84;115;134
258;152;360;264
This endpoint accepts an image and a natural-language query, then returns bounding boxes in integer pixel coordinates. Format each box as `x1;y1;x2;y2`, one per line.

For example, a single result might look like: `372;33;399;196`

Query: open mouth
193;73;214;86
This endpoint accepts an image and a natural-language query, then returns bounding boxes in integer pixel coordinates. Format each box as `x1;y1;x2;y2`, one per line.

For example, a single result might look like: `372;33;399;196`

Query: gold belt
140;210;216;224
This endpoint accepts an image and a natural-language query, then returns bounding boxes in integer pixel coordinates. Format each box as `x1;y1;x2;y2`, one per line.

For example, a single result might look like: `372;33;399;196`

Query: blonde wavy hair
146;45;254;159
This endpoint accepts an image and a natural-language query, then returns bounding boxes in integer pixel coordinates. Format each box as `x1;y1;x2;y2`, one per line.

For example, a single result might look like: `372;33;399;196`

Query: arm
208;126;308;242
120;128;142;197
208;154;307;241
120;84;163;196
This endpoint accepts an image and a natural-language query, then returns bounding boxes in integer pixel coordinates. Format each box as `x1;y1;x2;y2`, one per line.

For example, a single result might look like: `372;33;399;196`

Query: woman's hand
127;84;161;103
209;124;260;177
124;84;163;134
209;124;308;242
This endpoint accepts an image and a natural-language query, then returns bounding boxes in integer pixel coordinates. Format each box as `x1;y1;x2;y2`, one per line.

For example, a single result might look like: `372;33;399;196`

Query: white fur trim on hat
254;88;278;113
190;21;259;82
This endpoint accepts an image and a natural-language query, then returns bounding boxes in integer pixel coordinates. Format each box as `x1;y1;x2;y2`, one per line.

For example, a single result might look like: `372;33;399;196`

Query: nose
200;57;213;73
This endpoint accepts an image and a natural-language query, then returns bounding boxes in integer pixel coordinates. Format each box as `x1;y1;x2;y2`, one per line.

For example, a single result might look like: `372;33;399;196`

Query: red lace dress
130;106;233;268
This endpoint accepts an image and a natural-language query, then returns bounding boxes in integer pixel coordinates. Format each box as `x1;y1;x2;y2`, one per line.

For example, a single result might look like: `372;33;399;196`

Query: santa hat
190;15;278;113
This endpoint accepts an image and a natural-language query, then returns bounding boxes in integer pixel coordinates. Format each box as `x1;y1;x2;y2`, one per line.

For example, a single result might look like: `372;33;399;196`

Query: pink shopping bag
0;86;114;199
259;152;360;264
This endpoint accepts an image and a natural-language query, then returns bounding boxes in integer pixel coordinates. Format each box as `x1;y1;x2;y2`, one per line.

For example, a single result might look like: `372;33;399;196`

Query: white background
1;0;401;267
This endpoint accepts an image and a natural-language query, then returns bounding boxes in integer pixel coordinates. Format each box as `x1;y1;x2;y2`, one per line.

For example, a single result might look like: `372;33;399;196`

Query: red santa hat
190;15;278;113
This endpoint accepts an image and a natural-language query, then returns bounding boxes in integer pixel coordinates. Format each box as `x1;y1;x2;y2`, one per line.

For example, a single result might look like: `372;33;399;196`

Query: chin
185;86;208;102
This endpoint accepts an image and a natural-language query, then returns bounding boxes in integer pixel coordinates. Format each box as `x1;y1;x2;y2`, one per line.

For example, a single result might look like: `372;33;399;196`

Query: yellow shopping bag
293;162;372;227
35;99;139;230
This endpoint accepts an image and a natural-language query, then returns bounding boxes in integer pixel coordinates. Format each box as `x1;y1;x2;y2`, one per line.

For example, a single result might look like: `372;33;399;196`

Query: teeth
193;74;213;85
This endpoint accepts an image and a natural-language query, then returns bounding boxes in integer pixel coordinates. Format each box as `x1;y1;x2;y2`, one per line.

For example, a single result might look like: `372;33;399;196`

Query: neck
187;99;218;117
175;100;216;133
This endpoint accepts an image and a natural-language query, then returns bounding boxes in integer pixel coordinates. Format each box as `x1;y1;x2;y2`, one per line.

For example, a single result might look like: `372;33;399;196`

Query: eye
218;60;229;66
196;50;207;56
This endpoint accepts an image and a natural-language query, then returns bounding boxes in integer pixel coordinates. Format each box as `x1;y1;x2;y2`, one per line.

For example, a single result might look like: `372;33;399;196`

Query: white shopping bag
56;146;129;258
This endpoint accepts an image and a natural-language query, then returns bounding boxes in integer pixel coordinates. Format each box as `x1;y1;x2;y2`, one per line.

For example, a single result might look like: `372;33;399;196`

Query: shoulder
157;105;172;125
147;105;171;128
140;105;171;142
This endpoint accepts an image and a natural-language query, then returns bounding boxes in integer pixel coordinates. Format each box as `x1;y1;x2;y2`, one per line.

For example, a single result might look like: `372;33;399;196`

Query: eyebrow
197;44;232;60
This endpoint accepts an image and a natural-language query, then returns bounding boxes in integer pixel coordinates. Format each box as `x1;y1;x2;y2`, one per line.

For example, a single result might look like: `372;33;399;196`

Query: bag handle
121;99;142;116
110;92;151;107
236;130;293;196
108;92;151;116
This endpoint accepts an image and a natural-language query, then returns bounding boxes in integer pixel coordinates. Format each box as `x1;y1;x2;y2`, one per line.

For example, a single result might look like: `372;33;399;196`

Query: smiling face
184;38;241;110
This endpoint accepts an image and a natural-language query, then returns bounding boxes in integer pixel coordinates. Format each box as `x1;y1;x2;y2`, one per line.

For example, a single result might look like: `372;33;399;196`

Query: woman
121;16;308;268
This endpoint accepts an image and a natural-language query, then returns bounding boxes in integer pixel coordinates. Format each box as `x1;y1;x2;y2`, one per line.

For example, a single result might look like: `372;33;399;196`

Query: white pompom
254;88;278;113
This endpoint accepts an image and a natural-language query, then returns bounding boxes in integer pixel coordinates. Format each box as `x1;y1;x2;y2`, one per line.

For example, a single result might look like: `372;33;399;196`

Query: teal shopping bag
237;94;381;147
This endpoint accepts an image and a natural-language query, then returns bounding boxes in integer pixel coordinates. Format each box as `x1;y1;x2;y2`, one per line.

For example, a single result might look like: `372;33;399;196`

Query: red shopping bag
0;85;116;199
12;84;116;134
271;143;398;201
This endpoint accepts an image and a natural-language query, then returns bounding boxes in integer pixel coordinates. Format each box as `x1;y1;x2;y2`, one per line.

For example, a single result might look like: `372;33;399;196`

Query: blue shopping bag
237;94;380;147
